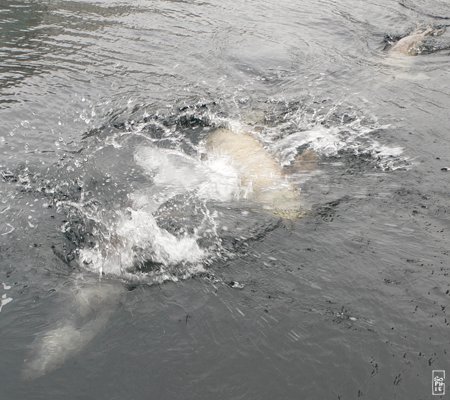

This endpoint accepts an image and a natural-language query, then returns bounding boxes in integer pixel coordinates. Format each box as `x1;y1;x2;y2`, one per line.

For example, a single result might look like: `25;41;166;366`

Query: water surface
1;0;450;398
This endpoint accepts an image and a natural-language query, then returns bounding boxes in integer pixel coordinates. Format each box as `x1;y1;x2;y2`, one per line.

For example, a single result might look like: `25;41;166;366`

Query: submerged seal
206;128;302;219
22;280;123;380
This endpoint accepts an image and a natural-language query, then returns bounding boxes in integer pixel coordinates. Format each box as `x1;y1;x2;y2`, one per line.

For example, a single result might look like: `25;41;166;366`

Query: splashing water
73;145;247;282
55;101;409;283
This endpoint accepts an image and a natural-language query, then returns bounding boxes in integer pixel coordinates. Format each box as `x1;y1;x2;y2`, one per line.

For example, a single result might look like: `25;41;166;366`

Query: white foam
79;208;207;279
135;146;242;202
273;124;408;170
274;126;345;161
76;145;253;280
60;145;243;281
1;223;15;236
0;294;12;312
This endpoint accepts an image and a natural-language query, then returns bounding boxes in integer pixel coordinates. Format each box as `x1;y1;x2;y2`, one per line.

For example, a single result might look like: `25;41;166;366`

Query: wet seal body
389;26;446;56
206;128;302;219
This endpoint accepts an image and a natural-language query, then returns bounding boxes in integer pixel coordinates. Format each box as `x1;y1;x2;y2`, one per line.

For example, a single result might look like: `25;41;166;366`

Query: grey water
1;0;450;398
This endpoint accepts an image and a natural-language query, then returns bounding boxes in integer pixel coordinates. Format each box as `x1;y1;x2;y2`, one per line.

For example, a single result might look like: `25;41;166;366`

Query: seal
22;280;123;380
206;128;302;219
389;26;446;56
